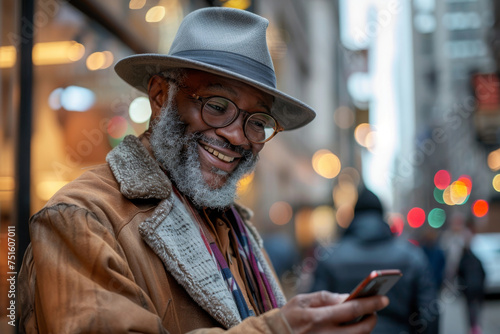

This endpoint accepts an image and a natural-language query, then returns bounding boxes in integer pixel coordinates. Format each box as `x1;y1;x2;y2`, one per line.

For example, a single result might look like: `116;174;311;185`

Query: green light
433;187;445;204
428;208;446;228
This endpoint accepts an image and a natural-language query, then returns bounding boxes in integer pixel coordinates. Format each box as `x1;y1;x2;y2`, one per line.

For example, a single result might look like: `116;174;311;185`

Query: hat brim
114;54;316;131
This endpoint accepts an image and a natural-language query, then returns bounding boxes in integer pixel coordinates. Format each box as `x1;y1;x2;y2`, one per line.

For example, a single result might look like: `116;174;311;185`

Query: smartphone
344;269;403;302
342;269;402;324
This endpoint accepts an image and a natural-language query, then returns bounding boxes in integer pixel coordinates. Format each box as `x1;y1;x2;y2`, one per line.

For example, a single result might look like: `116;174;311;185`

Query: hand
280;291;389;334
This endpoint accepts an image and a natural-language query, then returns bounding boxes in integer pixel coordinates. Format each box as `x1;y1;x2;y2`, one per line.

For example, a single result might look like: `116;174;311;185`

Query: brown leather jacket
19;135;290;334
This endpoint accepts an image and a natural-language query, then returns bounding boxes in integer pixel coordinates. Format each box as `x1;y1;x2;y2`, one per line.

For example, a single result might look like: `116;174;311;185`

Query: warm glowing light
312;149;341;179
354;123;372;147
129;97;152;123
457;175;472;194
101;51;114;69
237;172;254;194
336;204;354;228
33;41;85;65
338;167;361;187
295;208;314;248
334;106;355;129
472;200;489;217
146;6;166;22
407;207;425;228
388;214;404;236
107;116;129;139
450;180;468;205
0;46;16;68
487;149;500;171
86;52;106;71
428;208;446;228
493;174;500;192
269;201;293;225
365;130;377;151
129;0;146;9
332;181;358;209
222;0;251;10
311;206;336;243
442;186;454;206
434;170;451;190
37;181;69;201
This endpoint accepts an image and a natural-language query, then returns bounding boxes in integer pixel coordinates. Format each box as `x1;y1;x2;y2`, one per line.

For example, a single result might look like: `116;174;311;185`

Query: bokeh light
434;170;451;190
493;174;500;192
407;207;426;228
388;214;404;236
450;180;469;205
442;186;454;206
60;86;95;112
107;116;129;139
433;187;445;204
487;149;500;171
336;204;354;229
428;208;446;228
354;123;372;147
86;52;106;71
129;97;152;124
146;6;166;22
295;208;314;248
334;106;355;129
222;0;251;10
312;149;341;179
311;205;336;244
332;180;358;209
269;201;293;226
472;200;489;218
129;0;146;9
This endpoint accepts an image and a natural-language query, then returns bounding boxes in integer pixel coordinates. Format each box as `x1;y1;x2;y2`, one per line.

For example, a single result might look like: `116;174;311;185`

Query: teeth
204;146;235;163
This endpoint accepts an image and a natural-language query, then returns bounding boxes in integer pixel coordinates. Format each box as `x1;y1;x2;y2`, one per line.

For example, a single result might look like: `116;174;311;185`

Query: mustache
194;133;256;161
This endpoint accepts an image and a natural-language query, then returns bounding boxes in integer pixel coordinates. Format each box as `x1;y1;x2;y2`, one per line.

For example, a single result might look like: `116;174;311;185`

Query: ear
148;75;170;121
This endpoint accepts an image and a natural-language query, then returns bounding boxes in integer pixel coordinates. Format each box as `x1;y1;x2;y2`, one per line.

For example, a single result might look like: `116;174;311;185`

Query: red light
389;214;404;236
472;200;489;217
407;207;426;228
434;170;451;190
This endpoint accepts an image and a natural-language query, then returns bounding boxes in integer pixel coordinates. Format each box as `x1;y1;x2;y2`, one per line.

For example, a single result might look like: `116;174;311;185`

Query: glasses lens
245;113;277;143
202;97;237;127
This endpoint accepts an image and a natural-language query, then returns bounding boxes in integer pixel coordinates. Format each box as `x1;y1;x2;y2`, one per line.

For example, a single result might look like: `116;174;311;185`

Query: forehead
182;69;274;106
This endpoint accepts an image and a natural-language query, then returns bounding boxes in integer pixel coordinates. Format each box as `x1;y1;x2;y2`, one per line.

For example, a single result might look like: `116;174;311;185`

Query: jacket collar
106;135;286;328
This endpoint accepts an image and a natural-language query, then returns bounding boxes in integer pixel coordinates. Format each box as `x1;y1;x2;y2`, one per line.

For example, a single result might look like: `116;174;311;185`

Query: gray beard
149;93;258;209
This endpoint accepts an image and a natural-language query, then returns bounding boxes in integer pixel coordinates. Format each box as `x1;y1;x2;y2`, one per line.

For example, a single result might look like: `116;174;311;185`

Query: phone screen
344;269;402;302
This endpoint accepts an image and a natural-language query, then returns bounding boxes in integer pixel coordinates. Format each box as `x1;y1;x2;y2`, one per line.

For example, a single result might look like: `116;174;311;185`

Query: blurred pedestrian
310;187;439;334
421;228;446;290
457;233;486;334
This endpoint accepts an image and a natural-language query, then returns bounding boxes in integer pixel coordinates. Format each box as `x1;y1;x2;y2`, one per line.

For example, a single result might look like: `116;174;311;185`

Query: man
310;188;439;334
19;7;388;333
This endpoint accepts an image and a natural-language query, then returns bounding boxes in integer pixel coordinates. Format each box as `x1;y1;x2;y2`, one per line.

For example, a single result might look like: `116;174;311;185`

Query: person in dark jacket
310;187;439;334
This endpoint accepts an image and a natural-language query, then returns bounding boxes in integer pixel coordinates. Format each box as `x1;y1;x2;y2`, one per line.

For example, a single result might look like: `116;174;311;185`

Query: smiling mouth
203;145;235;163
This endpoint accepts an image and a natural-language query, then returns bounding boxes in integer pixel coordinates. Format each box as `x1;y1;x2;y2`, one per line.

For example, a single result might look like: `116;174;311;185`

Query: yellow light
33;41;85;66
101;51;114;69
334;106;355;129
311;205;336;244
222;0;251;10
295;208;314;248
493;174;500;192
487;149;500;171
365;130;377;151
36;181;68;201
146;6;166;22
269;201;293;225
443;186;454;206
0;46;16;68
354;123;372;147
237;172;254;194
450;180;468;205
86;52;106;71
129;0;146;9
312;149;341;179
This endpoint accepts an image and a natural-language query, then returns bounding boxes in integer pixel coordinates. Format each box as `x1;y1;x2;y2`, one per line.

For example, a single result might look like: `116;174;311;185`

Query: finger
324;295;389;323
298;291;349;308
340;313;378;334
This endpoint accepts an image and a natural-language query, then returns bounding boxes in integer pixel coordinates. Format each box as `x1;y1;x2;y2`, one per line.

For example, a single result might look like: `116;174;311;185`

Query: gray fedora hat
114;7;315;131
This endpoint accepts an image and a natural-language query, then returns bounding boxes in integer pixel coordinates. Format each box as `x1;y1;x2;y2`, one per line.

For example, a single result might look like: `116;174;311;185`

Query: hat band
171;50;277;88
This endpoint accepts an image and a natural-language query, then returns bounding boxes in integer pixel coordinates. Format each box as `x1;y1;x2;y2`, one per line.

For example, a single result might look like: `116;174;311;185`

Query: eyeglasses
186;91;283;144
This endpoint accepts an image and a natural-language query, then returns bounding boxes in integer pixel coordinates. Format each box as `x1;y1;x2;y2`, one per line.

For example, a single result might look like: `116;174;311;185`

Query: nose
214;113;250;147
